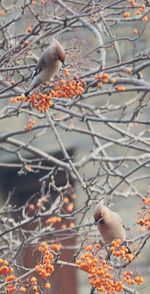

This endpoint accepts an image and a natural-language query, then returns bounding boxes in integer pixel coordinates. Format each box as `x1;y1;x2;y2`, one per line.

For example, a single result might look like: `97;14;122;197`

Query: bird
94;202;126;244
24;38;66;96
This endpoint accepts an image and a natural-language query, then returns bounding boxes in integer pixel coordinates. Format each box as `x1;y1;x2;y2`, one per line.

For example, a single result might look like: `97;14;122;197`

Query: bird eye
97;218;105;224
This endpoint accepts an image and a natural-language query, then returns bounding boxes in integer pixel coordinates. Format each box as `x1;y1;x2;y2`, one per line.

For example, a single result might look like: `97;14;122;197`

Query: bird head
57;49;65;65
94;203;110;225
54;39;66;65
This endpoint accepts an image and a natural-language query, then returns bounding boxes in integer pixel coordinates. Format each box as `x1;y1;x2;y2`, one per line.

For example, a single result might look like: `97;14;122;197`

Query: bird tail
24;75;40;96
121;241;131;253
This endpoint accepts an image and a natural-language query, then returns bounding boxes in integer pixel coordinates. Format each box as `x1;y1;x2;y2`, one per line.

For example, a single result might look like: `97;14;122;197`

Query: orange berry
63;197;69;204
94;243;101;249
5;275;16;282
136;8;142;15
126;253;134;261
126;67;132;74
111;78;117;84
133;2;138;7
5;284;16;294
90;17;97;24
110;246;115;252
27;26;32;33
133;28;140;34
114;281;124;291
102;72;110;79
103;78;108;84
19;287;27;293
84;245;93;251
27;204;35;211
45;216;61;225
40;241;48;248
126;278;135;285
9;267;14;273
60;79;66;84
134;276;143;284
112;239;121;247
120;250;126;256
66;202;74;213
30;276;37;284
50;243;62;251
23;40;30;47
3;260;9;266
32;286;38;291
140;4;145;9
71;193;77;199
95;74;99;79
64;68;70;77
0;9;6;16
51;90;57;97
69;222;75;228
130;1;137;7
45;282;51;289
61;224;67;229
123;11;130;18
142;15;148;23
143;197;150;205
115;85;126;92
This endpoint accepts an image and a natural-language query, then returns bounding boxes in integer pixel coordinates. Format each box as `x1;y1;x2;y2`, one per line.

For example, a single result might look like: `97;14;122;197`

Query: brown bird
94;202;126;244
24;39;65;96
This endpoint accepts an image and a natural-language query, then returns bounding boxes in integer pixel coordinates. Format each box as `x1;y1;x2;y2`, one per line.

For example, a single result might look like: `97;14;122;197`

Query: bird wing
111;211;122;224
31;55;46;79
111;211;126;231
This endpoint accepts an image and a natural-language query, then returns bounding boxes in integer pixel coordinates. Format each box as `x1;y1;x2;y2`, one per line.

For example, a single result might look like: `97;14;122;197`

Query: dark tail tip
24;90;30;97
121;241;131;253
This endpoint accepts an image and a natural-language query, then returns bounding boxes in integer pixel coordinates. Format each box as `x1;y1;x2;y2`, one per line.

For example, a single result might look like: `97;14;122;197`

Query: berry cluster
11;78;86;112
52;79;86;98
123;271;143;285
26;196;49;215
35;241;55;280
45;216;62;226
25;93;53;113
26;187;76;229
10;93;53;113
63;190;77;213
60;191;76;228
61;188;76;214
76;245;124;293
137;197;150;230
1;241;62;294
122;1;148;21
0;259;14;275
110;239;134;262
49;243;62;252
76;242;143;293
0;259;16;294
23;241;57;293
95;72;110;87
94;71;132;90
